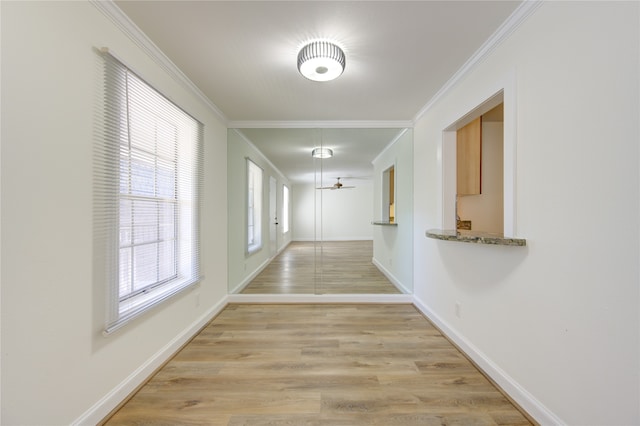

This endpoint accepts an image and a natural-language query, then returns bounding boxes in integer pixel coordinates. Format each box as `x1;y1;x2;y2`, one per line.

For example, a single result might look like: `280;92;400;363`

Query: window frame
96;50;203;334
118;104;180;302
246;158;263;255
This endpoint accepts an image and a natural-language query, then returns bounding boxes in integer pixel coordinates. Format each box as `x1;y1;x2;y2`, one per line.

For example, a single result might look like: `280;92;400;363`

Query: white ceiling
235;127;407;185
115;1;522;183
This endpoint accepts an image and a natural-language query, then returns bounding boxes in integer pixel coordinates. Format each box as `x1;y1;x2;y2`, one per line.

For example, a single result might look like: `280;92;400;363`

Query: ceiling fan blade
316;185;356;189
316;178;356;189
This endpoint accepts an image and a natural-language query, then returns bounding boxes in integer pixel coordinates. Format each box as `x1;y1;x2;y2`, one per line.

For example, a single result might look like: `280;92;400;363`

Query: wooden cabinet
382;165;395;223
457;117;482;195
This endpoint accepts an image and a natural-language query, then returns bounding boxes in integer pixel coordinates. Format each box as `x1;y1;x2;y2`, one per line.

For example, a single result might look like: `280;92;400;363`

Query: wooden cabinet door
457;117;482;195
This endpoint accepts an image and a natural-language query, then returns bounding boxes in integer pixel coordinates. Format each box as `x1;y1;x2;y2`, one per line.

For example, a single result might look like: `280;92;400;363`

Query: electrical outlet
195;293;200;307
455;301;461;318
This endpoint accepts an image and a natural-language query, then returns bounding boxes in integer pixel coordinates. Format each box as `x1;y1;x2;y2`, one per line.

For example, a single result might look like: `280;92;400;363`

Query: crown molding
371;128;409;165
232;129;288;182
91;0;540;129
228;120;413;129
413;0;543;123
90;0;228;125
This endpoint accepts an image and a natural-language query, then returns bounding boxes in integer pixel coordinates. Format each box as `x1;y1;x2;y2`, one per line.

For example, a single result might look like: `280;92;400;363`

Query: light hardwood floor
105;304;532;425
241;241;401;294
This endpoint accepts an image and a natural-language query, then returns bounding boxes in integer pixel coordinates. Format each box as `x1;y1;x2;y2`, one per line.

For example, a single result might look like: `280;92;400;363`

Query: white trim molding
293;237;373;242
412;296;565;426
372;257;410;294
371;128;409;166
229;256;271;294
228;120;413;129
233;129;288;180
413;0;542;123
71;296;229;426
90;0;228;124
72;291;562;424
228;293;413;304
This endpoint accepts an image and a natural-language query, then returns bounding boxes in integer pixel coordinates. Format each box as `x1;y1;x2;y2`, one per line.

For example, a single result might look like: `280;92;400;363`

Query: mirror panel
227;128;413;295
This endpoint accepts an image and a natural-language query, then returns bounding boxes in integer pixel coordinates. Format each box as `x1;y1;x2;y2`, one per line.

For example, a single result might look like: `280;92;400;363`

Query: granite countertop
425;229;526;246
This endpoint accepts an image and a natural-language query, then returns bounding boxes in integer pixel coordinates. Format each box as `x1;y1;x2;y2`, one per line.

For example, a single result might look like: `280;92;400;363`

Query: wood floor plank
241;241;401;294
105;304;532;425
227;412;500;426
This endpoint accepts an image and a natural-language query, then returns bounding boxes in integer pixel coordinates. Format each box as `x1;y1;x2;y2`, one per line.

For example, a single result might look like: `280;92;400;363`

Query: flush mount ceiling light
311;147;333;159
297;41;345;82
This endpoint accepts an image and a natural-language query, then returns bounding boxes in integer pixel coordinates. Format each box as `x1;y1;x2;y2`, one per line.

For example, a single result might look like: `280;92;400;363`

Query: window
282;185;290;233
247;158;263;253
95;51;203;334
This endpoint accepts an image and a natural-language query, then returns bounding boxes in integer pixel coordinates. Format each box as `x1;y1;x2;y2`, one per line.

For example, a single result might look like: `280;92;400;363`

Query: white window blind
95;50;203;334
247;158;263;254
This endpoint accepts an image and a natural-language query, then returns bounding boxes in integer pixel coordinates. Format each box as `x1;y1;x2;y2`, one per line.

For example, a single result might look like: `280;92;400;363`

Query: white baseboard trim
229;257;271;294
292;237;373;242
411;296;564;426
230;241;292;294
371;257;410;294
228;293;413;304
277;240;291;255
72;295;229;426
74;293;560;424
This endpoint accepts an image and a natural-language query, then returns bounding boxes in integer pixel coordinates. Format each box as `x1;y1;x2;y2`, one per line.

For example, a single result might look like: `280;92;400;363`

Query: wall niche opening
382;164;395;223
442;89;517;238
456;103;504;234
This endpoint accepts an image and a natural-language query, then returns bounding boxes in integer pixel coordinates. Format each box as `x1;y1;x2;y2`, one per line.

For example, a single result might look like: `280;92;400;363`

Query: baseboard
292;237;373;242
228;293;413;304
277;240;291;255
411;296;564;426
73;292;560;424
72;295;229;426
229;257;271;294
230;242;292;294
371;257;410;294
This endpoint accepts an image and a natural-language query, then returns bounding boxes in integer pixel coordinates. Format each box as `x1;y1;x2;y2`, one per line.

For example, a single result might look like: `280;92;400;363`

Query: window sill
105;278;199;335
246;245;263;256
425;229;526;246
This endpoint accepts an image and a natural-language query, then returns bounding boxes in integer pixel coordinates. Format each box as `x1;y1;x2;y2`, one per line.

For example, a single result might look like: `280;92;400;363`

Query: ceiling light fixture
311;147;333;159
297;40;345;82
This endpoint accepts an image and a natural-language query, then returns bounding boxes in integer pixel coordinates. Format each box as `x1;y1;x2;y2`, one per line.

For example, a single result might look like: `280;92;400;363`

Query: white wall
372;130;413;293
413;2;639;424
1;2;228;424
292;181;373;241
227;130;292;293
4;2;637;425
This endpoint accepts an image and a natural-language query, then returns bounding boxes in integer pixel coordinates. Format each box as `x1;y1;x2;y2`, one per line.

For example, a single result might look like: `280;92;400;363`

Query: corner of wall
411;295;564;426
71;296;229;425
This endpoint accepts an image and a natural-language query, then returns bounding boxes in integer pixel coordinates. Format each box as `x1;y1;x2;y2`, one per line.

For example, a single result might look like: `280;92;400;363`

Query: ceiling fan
317;177;355;190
